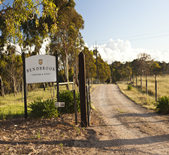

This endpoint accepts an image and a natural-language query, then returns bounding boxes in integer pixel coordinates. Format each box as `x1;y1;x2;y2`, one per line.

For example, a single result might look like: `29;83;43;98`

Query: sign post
22;52;28;119
56;52;59;102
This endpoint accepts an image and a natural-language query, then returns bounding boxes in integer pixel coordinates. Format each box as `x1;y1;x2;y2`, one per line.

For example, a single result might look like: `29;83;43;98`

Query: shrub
58;90;80;114
127;84;132;90
29;98;58;118
156;96;169;114
148;90;154;96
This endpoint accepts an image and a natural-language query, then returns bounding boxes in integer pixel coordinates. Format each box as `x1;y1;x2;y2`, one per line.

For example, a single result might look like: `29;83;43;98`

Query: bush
29;98;58;118
156;96;169;114
127;84;132;90
58;90;80;114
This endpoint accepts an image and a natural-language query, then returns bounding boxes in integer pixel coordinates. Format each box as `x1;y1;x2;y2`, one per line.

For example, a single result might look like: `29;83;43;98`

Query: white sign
55;102;65;107
26;55;56;84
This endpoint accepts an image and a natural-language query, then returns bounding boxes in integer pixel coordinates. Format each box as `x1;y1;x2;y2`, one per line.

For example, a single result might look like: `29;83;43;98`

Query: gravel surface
91;84;169;155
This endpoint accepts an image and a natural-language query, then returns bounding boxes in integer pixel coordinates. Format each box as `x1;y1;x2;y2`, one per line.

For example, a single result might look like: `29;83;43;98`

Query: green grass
0;85;73;119
117;74;169;110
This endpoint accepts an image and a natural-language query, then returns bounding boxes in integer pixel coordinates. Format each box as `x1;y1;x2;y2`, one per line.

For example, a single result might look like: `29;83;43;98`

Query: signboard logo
39;59;43;65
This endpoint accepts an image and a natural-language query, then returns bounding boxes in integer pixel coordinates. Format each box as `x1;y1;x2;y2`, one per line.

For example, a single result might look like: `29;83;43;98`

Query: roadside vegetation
118;81;156;110
111;53;169;114
0;85;73;119
118;74;169;113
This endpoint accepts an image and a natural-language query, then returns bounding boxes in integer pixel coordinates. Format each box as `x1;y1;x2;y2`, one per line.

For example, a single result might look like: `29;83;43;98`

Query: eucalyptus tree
0;0;84;92
0;0;58;95
0;0;58;52
0;45;22;94
131;59;140;86
47;0;84;89
137;53;152;90
151;61;161;101
96;54;111;83
82;47;96;81
111;61;123;83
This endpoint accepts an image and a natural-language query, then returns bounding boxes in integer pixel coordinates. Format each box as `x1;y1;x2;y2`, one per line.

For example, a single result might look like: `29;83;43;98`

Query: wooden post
56;52;59;102
79;52;87;127
140;75;142;90
73;90;78;125
136;76;137;87
155;75;157;102
88;80;91;106
86;85;90;126
22;52;28;119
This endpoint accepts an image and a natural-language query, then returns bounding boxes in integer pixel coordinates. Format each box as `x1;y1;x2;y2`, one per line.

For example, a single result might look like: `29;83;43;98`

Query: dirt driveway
0;84;169;154
90;84;169;154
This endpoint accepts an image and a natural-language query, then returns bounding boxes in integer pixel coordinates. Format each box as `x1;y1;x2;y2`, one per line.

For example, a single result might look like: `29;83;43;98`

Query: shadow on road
1;132;169;148
114;112;159;118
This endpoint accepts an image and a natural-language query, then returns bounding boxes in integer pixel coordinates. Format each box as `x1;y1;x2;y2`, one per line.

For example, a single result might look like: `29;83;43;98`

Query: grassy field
118;74;169;110
0;85;73;119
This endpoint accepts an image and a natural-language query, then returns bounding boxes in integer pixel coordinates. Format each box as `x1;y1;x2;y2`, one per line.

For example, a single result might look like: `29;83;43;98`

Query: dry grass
117;75;169;110
118;82;156;110
134;75;169;98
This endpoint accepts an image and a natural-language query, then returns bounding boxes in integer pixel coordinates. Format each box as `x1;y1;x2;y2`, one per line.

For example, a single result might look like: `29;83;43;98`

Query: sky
75;0;169;63
1;0;169;63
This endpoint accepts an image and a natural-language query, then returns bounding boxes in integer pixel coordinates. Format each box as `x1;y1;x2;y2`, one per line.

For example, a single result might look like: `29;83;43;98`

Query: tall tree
0;0;58;52
96;54;111;83
0;45;22;94
47;0;84;89
82;47;96;81
134;53;152;89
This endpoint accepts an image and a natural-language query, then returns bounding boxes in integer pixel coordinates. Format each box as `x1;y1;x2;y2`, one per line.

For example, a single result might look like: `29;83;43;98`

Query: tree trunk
140;75;142;90
65;53;70;90
73;55;79;89
13;76;17;95
0;76;5;96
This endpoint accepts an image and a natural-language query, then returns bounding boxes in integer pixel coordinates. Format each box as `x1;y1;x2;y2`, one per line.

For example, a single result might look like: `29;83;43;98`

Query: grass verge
0;85;72;119
117;81;156;110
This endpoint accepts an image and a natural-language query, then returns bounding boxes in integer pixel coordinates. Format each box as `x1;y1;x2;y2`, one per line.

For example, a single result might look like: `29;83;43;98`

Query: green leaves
151;61;161;75
29;98;58;118
157;96;169;114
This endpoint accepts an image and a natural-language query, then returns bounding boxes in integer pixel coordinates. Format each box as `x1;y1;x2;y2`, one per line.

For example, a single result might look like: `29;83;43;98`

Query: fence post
140;75;142;90
79;52;87;127
86;85;90;126
88;80;91;105
73;90;78;125
155;75;157;102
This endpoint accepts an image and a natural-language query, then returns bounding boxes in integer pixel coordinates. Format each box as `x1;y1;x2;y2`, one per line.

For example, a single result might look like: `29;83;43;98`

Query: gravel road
90;84;169;155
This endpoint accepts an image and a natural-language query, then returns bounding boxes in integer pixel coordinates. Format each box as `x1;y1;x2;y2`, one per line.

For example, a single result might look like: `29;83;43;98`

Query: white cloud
84;42;89;47
91;39;169;64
